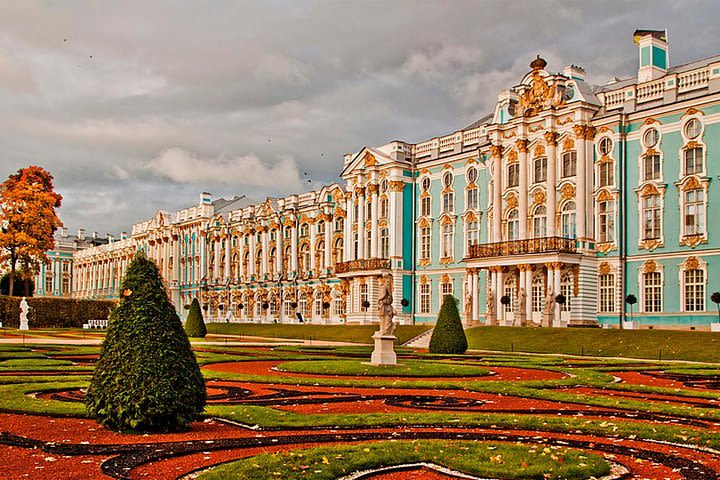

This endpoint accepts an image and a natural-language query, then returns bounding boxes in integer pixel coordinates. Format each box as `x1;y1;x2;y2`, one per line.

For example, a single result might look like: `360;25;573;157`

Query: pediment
341;147;394;176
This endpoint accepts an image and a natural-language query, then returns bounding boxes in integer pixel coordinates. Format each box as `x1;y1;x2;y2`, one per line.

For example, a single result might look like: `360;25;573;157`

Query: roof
212;195;258;214
464;113;493;131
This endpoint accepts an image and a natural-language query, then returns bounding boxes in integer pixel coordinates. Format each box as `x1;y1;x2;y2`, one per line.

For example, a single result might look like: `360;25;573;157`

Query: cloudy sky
1;1;718;235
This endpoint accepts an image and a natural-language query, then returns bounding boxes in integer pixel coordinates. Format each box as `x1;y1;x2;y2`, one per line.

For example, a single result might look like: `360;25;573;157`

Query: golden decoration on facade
419;275;428;285
640;239;662;251
334;208;346;219
643;260;658;273
560;183;575;200
503;130;517;139
418;258;431;267
516;139;529;153
378;170;388;178
418;217;431;228
354;186;366;197
557;116;573;125
532;190;546;206
682;107;704;118
683;140;700;150
544;131;559;146
363;152;377;167
465;211;477;222
596;243;616;254
334;258;391;274
643;148;658;157
440;273;451;283
584;126;596;140
440;257;454;265
366;183;380;195
596;126;611;134
680;235;705;248
640;183;660;196
388;181;405;192
529;124;544;133
598;155;613;164
489;144;503;158
506;149;518;162
534;144;545;157
685;256;700;270
642;117;660;126
516;56;565;117
439;215;454;226
506;194;518;209
562;137;575;152
572;124;585;139
282;217;295;227
596;189;614;202
465;157;477;165
681;176;702;192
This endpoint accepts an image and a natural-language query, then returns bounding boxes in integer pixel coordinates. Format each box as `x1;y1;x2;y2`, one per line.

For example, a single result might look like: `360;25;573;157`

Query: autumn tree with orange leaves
0;166;63;297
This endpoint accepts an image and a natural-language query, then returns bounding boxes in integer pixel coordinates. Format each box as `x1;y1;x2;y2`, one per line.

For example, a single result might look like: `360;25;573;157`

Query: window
62;275;70;295
599;274;615;313
507;163;519;187
353;202;359;223
599;162;614;187
332;295;345;316
380;179;388;193
466;188;478;210
420;196;431;216
644;154;660;181
598;137;613;156
442;171;453;188
419;283;431;314
503;277;516;313
643;272;662;313
366;200;372;221
466;220;479;250
441;281;453;301
560;272;572;312
642;194;661;240
299;224;308;237
421;176;431;192
420;227;431;260
299;244;310;273
684;188;705;236
284;227;291;239
643;128;659;148
283;295;294;318
335;217;344;232
531;272;544;312
269;297;278;316
533;157;547;183
314;295;323;317
45;273;53;293
299;297;309;318
380;228;389;258
532;206;547;239
441;223;454;258
598;200;615;243
684;269;704;312
353;231;359;258
684;148;703;175
316;241;325;271
561;151;577;178
360;283;369;311
442;191;454;213
684;118;702;139
467;167;478;184
506;209;519;241
334;238;343;263
561;202;576;239
366;229;371;255
380;197;388;218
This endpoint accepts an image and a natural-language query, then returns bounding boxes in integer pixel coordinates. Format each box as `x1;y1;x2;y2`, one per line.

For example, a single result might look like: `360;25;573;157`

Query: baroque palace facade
69;31;720;328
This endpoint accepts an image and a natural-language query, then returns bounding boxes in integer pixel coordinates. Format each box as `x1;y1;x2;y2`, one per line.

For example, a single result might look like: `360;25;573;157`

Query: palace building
68;31;720;329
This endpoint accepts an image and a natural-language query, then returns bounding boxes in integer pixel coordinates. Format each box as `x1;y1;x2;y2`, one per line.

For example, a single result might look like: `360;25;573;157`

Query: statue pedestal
370;333;397;365
541;313;553;328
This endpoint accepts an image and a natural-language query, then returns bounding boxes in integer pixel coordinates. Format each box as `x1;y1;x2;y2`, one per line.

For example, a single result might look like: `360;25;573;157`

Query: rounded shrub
85;252;206;432
184;298;207;338
428;295;468;354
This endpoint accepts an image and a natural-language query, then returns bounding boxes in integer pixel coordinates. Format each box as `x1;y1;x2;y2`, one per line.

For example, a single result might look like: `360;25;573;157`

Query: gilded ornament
367;183;380;194
503;130;517;139
532;190;546;206
562;137;575;152
560;183;575;200
640;183;660;196
681;176;702;192
680;235;705;248
544;131;559;146
516;56;565;117
685;256;700;270
642;117;660;126
507;149;518;162
389;181;405;192
489;145;503;158
534;144;545;157
364;152;377;167
516;139;529;153
682;107;704;118
506;194;518;209
643;260;658;273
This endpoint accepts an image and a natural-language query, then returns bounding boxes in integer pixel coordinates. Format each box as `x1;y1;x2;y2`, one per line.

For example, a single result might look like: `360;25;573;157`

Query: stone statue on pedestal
19;297;30;330
542;288;555;327
485;290;496;325
464;289;472;325
517;287;527;326
370;273;397;365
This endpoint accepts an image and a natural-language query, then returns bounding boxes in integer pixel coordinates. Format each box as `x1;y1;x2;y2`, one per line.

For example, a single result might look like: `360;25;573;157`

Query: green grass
465;326;720;362
276;359;490;377
197;440;610;480
206;324;431;345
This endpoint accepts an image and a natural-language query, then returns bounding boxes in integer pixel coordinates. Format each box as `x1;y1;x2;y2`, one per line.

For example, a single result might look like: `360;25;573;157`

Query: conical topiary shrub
85;252;206;432
184;298;207;338
428;295;468;354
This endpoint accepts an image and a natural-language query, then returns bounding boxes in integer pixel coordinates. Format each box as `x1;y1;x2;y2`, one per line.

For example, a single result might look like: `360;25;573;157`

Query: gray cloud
0;0;718;234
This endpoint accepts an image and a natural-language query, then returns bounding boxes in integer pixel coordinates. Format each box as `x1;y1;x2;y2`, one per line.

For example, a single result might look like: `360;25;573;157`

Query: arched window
359;283;369;311
231;253;239;279
332;292;346;316
532;205;547;238
561;202;576;239
380;197;389;218
684;147;703;176
599;161;614;187
314;292;323;318
316;241;325;271
503;276;516;313
506;209;519;241
561;151;577;178
268;248;276;276
283;246;291;273
533;157;547;183
299;243;310;273
442;191;455;213
299;223;309;237
334;238;343;264
334;217;344;232
283;293;294;319
255;249;263;275
269;295;278;316
466;220;479;251
466;187;479;210
208;252;215;278
419;226;431;260
598;200;615;243
45;272;53;294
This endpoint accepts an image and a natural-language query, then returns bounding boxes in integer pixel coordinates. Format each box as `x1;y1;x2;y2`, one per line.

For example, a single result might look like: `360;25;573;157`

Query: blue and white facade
74;31;720;329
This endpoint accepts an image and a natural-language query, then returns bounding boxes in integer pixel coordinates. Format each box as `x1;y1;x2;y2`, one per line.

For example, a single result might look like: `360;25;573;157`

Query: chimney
121;231;128;240
200;192;212;205
77;228;85;240
92;231;98;239
107;233;114;243
60;227;68;237
563;65;586;81
634;29;668;83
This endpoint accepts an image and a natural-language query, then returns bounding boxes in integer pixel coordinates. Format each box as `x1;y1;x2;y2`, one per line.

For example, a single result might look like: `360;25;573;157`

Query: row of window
598;269;706;313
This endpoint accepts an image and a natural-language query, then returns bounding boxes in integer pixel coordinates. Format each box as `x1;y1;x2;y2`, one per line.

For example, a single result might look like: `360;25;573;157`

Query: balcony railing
467;237;577;259
335;258;391;274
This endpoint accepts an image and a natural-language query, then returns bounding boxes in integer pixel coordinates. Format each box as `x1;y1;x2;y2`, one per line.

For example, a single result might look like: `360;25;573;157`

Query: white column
370;185;379;258
248;234;256;276
291;225;298;272
357;188;366;259
519;268;526;323
518;140;529;239
213;239;220;279
309;223;317;273
344;194;352;261
574;125;589;242
496;268;504;321
389;186;398;258
553;264;562;320
275;228;283;274
324;218;332;270
238;235;246;279
525;267;533;321
488;269;496;324
262;229;269;275
224;234;231;278
546;132;558;237
471;270;479;323
491;146;503;242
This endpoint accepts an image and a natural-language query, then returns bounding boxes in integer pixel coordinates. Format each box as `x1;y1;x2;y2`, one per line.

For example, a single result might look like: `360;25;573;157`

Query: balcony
467;237;577;259
335;258;391;274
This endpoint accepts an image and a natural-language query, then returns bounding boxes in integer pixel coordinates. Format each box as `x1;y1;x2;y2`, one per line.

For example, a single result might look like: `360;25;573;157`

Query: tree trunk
8;255;16;297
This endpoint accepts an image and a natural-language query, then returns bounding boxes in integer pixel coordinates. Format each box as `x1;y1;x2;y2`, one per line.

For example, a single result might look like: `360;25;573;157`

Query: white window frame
419;282;431;314
441;223;454;259
641;270;663;313
681;267;705;312
598;273;616;313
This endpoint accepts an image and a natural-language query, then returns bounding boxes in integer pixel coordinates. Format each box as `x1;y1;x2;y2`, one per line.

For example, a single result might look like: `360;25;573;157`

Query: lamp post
625;294;637;328
711;292;720;324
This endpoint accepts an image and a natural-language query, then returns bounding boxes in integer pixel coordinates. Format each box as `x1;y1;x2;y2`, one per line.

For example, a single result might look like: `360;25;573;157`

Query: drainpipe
410;151;417;325
618;112;628;329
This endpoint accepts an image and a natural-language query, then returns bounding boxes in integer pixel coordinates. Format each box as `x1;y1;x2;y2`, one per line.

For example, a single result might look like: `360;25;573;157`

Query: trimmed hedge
184;298;207;338
429;295;468;354
85;252;206;432
0;296;115;328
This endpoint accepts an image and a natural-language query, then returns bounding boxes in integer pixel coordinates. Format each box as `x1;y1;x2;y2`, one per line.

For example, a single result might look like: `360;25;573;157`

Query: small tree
85;253;206;432
429;295;468;354
184;298;207;338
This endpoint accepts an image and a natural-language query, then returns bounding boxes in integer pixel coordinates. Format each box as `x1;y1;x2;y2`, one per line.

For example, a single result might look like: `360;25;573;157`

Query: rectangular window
599;162;614;187
684;269;704;312
644;154;660;181
598;200;615;243
62;276;70;295
533;157;547;183
466;221;479;250
442;192;454;213
420;196;431;217
441;224;454;258
420;227;431;260
45;274;53;294
599;274;616;313
643;272;662;313
380;228;389;258
642;194;661;240
360;284;369;311
507;164;519;187
466;188;478;210
380;198;388;218
419;283;431;314
441;281;453;301
561;151;577;178
684;148;703;175
684;189;705;236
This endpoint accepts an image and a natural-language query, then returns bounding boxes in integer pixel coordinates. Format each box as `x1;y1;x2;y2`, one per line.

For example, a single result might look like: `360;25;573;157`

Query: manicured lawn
465;326;720;362
197;440;610;480
206;323;431;345
276;359;490;377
